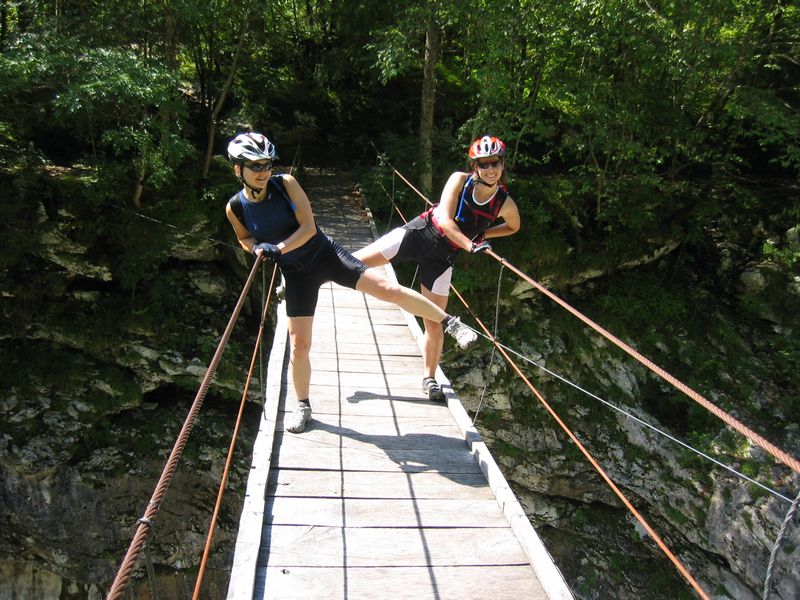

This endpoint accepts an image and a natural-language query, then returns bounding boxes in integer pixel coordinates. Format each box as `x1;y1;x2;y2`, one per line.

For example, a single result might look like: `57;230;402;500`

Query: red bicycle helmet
468;135;506;160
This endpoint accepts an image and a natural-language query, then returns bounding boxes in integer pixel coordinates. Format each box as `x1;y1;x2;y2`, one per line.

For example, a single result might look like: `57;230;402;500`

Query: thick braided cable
106;256;265;600
369;151;798;472
192;262;278;599
486;249;800;474
369;150;709;595
450;285;711;599
762;488;800;599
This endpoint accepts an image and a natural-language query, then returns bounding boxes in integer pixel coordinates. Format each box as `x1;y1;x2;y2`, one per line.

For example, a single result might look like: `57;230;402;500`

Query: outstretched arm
275;174;317;253
226;201;258;254
483;196;520;239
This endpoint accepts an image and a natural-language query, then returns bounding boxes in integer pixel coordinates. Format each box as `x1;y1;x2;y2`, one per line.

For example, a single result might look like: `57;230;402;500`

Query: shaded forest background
1;0;799;598
2;0;798;294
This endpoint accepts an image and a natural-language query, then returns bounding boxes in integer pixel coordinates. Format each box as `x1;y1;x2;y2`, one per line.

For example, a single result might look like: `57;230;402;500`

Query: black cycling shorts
281;233;368;317
372;216;457;296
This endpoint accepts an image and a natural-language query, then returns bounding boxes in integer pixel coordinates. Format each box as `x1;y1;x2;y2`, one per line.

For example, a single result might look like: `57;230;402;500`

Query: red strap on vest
424;209;462;251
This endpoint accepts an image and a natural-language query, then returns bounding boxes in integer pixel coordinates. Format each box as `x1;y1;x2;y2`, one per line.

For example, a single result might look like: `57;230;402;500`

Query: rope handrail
192;262;279;599
449;285;711;600
370;148;798;476
485;249;800;475
762;489;800;599
367;147;798;598
368;150;708;596
369;142;434;208
106;256;265;600
478;330;794;503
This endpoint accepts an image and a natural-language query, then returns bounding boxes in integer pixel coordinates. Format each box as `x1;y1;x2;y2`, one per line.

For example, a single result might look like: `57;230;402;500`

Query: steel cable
485;249;800;475
191;262;279;599
106;255;266;600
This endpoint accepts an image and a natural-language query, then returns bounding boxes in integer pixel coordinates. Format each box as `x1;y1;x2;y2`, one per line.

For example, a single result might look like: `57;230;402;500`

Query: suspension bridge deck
226;171;572;600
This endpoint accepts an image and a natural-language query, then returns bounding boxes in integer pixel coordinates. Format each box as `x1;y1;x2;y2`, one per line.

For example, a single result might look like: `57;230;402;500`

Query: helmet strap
244;180;264;196
472;168;494;188
237;164;264;197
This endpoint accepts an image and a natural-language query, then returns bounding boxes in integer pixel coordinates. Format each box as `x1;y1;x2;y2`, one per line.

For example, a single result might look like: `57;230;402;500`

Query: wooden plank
314;305;407;321
256;565;547;600
272;444;482;474
312;311;410;325
274;426;467;453
265;497;512;528
278;393;450;417
285;381;431;397
306;355;425;374
258;525;531;567
289;368;426;390
304;338;421;355
227;304;289;600
267;469;494;500
276;413;464;438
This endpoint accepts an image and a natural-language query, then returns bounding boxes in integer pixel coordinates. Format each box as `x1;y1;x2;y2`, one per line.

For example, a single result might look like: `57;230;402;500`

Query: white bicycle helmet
227;132;278;163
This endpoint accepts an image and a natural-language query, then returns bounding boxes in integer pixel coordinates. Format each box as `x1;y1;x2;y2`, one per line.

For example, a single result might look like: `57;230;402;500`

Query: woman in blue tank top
354;136;521;402
225;133;479;433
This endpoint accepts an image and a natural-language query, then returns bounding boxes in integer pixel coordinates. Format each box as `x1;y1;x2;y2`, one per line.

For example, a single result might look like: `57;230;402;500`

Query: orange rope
365;151;787;596
106;256;265;600
192;262;279;599
450;286;711;600
485;249;800;475
369;142;434;208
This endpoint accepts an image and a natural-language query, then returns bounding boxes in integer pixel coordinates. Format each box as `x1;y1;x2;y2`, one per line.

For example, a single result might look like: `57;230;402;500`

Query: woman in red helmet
225;132;478;433
354;135;521;402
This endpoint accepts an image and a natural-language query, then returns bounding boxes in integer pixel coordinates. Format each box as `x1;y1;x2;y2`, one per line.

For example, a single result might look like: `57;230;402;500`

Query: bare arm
275;174;317;253
224;175;318;256
483;196;520;239
226;201;258;253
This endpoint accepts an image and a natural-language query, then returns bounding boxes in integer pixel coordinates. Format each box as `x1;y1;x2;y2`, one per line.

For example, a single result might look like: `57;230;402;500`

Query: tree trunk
161;4;178;145
201;5;253;178
418;24;439;200
132;147;147;209
1;1;8;46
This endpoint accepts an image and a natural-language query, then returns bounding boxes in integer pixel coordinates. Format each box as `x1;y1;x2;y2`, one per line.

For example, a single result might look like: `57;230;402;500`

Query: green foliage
595;271;690;335
474;407;503;428
761;237;800;271
0;4;796;600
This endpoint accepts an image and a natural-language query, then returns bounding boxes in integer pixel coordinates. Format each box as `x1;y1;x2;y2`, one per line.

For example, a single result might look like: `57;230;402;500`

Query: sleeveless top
228;175;323;267
422;174;508;250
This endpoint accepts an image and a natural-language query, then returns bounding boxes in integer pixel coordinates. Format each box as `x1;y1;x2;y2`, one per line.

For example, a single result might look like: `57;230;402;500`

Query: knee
375;280;404;303
290;336;312;360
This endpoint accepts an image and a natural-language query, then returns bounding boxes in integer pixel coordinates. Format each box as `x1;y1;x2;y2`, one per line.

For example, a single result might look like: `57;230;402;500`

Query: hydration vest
423;175;508;249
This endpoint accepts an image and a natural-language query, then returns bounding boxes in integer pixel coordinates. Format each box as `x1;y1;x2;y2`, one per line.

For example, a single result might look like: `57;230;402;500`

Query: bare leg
355;268;447;323
287;315;314;401
420;285;448;378
353;241;390;267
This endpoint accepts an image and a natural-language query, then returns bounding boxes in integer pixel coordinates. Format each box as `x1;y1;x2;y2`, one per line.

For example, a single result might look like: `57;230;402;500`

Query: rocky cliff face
447;243;800;599
1;182;264;597
2;168;798;599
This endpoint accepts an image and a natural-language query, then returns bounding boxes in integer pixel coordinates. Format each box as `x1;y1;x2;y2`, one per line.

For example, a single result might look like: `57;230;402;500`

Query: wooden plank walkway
227;172;572;600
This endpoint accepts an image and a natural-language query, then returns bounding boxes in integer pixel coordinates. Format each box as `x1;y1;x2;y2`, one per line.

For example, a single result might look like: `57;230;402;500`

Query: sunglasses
245;161;273;172
476;159;502;170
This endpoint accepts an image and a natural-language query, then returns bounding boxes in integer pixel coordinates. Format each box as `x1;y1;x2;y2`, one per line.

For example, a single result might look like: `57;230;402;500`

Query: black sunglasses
245;162;273;172
475;159;502;170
